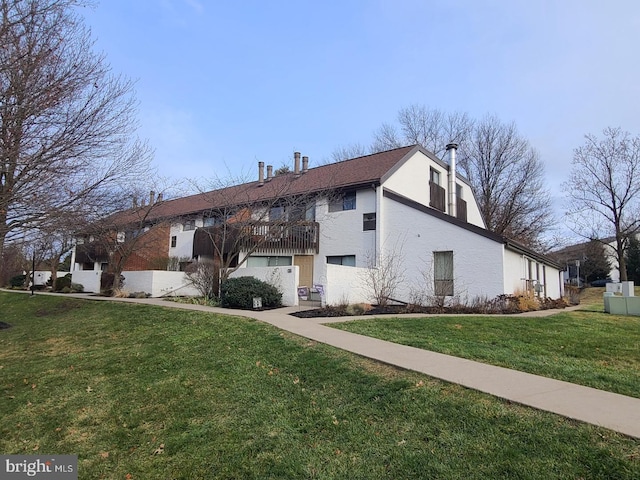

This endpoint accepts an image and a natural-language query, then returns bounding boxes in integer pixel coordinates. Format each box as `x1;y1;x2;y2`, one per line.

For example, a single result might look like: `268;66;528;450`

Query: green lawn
1;292;639;479
330;307;640;398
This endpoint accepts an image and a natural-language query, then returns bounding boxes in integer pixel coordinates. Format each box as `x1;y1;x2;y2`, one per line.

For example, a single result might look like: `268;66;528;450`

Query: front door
294;255;314;288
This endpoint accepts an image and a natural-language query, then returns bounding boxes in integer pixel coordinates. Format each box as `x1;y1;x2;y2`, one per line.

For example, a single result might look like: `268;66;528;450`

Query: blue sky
83;1;640;208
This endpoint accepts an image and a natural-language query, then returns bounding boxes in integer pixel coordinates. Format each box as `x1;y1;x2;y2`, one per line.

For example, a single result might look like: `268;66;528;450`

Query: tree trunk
617;237;628;282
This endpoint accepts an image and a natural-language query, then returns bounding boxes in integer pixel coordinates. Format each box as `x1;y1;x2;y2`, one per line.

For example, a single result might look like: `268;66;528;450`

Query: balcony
74;242;110;264
193;221;320;257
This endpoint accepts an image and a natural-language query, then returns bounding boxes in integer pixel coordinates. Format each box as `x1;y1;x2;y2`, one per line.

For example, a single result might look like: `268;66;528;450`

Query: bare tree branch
0;0;152;279
563;127;640;281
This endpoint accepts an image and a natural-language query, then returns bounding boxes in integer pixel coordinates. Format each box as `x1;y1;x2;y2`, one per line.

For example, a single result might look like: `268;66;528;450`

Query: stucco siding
382;197;505;302
381;150;485;228
315;189;376;269
169;222;196;260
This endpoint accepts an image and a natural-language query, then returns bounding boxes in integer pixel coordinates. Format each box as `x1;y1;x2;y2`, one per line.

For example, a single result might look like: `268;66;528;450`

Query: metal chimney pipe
258;161;265;186
446;143;458;217
294;152;301;176
266;165;273;181
302;156;309;173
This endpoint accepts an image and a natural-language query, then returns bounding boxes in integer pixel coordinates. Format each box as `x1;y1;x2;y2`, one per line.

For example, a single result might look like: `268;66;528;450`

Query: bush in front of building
54;274;72;292
220;276;282;310
9;274;26;288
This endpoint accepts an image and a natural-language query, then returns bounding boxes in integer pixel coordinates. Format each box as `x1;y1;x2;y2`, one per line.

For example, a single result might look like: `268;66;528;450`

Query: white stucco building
73;144;563;303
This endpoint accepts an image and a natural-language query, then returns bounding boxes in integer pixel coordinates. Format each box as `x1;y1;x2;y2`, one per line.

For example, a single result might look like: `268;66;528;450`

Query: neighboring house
71;144;563;302
553;235;640;285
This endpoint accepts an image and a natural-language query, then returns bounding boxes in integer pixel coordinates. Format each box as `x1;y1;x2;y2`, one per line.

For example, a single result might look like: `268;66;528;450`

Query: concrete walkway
5;290;640;439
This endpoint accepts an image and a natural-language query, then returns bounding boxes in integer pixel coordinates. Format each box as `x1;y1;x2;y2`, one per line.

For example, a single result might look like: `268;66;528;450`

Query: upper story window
183;219;196;231
363;213;376;231
456;183;463;198
170;236;177;248
429;169;446;212
329;191;356;212
269;206;285;221
430;168;441;185
289;204;316;222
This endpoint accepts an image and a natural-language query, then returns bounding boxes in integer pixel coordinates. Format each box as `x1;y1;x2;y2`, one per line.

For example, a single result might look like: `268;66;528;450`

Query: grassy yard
331;292;640;399
0;292;638;479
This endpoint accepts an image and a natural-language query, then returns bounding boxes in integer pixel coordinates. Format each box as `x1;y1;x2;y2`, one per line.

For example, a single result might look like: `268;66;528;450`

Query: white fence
71;264;373;307
71;270;101;293
230;266;299;306
323;264;371;306
72;270;199;297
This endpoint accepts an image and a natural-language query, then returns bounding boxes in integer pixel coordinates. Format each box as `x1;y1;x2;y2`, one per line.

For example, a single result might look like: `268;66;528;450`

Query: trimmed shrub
53;274;72;292
9;274;26;288
220;276;282;309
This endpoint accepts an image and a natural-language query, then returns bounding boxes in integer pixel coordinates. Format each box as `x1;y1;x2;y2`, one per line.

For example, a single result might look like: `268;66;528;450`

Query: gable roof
110;145;420;225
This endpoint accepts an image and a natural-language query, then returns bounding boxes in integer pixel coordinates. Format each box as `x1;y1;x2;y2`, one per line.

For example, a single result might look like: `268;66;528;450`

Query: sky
82;0;640;232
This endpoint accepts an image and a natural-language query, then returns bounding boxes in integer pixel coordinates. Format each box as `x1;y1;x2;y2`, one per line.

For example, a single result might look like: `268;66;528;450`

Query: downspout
446;143;458;217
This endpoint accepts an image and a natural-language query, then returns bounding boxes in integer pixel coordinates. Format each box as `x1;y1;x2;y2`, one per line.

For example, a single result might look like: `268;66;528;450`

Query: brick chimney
302;156;309;173
266;165;273;181
149;190;156;205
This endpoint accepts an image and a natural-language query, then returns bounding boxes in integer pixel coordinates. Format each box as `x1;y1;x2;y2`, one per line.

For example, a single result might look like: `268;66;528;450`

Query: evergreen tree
625;236;640;283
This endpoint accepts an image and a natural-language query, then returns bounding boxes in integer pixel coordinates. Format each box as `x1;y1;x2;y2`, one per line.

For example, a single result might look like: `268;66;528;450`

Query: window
247;256;292;267
183;219;196;231
430;168;441;185
289;203;316;222
329;191;356;212
269;206;285;221
456;183;463;198
203;216;219;227
429;169;446;212
363;212;376;231
434;251;454;296
327;255;356;266
170;236;177;248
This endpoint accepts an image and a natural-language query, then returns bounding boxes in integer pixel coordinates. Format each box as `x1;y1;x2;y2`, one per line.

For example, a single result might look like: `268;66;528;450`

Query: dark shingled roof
111;145;420;225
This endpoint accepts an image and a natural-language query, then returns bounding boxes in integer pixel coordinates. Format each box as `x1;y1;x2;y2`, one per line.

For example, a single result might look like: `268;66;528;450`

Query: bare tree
564;127;640;281
0;0;152;281
190;168;330;297
78;183;171;293
360;238;406;307
368;106;552;247
372;105;473;157
460;115;553;246
330;143;369;163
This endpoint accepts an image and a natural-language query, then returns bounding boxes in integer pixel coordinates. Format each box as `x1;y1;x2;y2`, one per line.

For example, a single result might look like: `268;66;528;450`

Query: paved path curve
5;291;640;439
